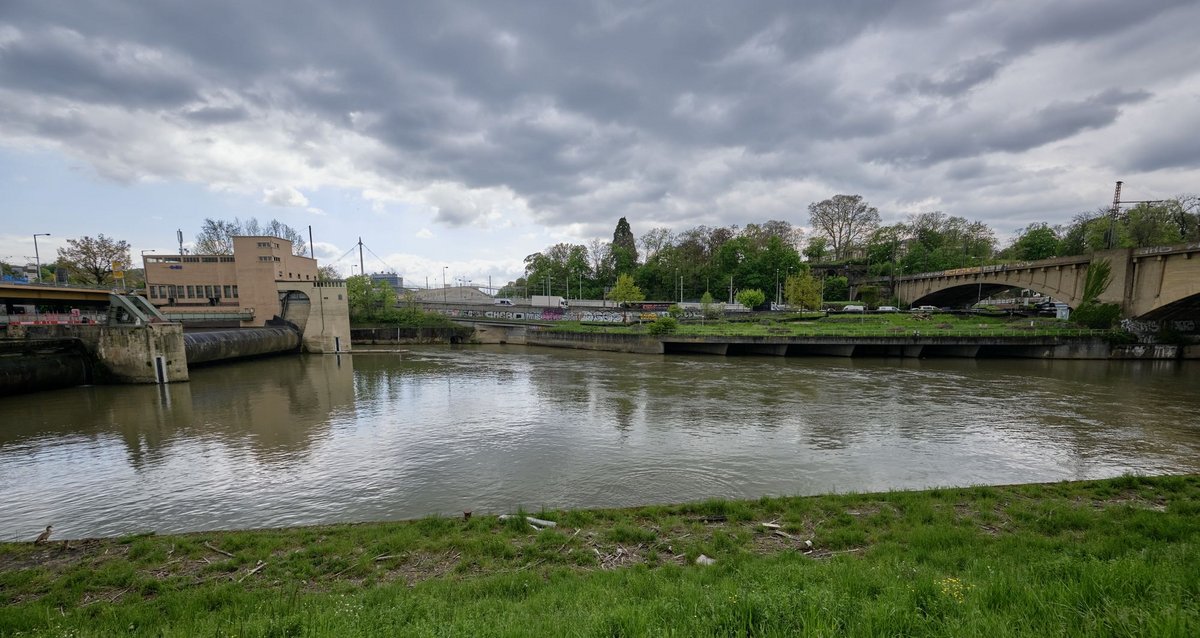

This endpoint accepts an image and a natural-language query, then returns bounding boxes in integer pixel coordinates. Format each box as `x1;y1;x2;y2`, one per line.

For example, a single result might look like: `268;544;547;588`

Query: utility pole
358;237;365;276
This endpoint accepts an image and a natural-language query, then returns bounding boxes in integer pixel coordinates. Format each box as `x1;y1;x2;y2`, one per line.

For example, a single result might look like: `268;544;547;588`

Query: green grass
553;312;1104;338
1;475;1197;636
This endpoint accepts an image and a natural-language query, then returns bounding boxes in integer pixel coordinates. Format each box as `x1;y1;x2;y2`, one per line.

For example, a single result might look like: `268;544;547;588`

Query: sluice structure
2;281;349;396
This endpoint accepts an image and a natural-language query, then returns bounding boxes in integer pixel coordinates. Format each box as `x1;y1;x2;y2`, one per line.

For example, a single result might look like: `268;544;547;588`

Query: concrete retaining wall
351;326;475;345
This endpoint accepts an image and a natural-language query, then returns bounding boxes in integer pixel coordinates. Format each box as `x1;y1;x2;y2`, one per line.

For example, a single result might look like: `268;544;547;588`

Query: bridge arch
896;258;1091;309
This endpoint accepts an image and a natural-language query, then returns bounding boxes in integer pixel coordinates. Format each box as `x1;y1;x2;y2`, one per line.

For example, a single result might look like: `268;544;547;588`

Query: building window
274;242;280;249
257;241;271;248
202;256;218;263
183;256;200;263
278;271;283;277
223;285;231;298
168;285;177;299
232;285;239;298
219;256;235;262
258;256;273;262
274;256;281;262
149;286;158;299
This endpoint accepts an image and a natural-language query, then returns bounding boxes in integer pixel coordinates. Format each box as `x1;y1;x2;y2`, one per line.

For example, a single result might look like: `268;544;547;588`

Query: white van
493;298;514;306
843;304;865;312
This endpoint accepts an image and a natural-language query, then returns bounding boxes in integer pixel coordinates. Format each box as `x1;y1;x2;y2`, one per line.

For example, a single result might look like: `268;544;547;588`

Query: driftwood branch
236;560;267;583
204;541;235;558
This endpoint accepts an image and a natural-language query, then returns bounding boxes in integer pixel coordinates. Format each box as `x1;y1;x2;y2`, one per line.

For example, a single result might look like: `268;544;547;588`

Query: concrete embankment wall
0;338;92;396
525;331;665;354
183;327;301;365
351;326;475;345
519;330;1181;359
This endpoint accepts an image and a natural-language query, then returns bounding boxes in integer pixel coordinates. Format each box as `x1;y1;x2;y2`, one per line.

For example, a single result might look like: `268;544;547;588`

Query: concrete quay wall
519;331;1183;359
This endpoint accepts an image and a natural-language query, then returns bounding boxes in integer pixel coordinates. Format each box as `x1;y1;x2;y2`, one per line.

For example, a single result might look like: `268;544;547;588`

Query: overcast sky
2;0;1198;287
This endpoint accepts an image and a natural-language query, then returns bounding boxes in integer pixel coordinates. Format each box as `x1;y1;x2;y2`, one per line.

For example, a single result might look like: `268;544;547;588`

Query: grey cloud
1;0;1198;234
873;89;1151;166
892;53;1010;97
998;0;1195;52
0;27;199;107
181;104;250;124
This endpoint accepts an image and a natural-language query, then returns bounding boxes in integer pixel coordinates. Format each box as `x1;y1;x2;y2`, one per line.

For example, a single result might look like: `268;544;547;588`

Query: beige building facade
143;236;319;327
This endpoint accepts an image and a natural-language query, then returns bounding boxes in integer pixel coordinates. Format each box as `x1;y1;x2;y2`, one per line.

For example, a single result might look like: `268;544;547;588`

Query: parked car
877;305;898;312
843;304;865;312
493;298;514;306
911;305;939;313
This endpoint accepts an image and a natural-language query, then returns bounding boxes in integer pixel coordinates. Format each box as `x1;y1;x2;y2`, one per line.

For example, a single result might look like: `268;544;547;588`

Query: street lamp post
33;233;50;284
442;266;448;302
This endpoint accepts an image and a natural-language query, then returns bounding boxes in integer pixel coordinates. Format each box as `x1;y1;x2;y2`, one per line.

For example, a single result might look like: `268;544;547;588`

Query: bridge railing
4;312;108;325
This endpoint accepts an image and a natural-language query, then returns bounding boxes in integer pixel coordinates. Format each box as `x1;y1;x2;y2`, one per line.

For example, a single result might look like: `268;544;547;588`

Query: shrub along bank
1;475;1197;636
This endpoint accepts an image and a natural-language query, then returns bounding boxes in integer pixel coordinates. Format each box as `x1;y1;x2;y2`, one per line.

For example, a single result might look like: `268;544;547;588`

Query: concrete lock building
142;236;350;353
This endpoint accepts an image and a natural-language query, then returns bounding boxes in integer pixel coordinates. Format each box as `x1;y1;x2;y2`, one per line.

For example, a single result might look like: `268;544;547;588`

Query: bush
646;316;678;335
1072;302;1121;329
667;304;684;319
735;288;766;309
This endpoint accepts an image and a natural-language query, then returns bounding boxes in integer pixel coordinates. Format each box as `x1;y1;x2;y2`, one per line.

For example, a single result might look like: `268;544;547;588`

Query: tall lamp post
33;233;50;284
442;266;448;302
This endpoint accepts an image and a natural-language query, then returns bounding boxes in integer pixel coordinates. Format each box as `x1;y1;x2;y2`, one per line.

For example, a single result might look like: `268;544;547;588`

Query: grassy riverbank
3;475;1197;636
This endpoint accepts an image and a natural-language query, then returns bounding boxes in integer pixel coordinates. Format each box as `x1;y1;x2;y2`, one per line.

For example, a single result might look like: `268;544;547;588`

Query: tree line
500;193;1200;305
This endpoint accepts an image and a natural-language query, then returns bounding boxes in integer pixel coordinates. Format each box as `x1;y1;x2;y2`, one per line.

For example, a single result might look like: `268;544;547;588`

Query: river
1;346;1197;539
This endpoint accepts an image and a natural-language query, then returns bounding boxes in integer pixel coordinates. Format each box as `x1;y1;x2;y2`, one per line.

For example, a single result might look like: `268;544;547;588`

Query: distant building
369;272;403;290
143;236;320;327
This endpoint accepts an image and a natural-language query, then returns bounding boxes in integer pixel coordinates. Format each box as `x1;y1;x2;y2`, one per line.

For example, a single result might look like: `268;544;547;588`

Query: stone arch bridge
890;243;1200;321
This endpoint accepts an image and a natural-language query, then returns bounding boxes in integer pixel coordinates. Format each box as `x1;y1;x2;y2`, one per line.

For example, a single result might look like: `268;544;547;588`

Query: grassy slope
1;475;1197;636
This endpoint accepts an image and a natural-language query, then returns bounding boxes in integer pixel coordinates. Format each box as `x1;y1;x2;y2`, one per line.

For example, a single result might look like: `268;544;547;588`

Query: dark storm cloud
1;0;1198;233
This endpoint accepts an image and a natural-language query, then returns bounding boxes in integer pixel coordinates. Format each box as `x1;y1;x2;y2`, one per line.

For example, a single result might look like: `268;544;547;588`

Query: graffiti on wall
1120;318;1197;335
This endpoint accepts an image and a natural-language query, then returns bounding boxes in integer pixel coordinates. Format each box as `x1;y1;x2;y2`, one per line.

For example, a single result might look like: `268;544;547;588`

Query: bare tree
587;238;611;276
639;227;674;261
807;194;881;260
194;218;308;256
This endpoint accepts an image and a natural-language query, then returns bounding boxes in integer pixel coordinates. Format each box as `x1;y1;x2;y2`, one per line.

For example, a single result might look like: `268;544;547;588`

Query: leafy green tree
1124;203;1183;248
610;217;639;274
823;276;848;301
803;237;829;262
700;291;722;320
317;265;341;280
346;275;397;321
56;234;131;286
525;243;590;298
735;288;766;309
607;273;645;306
784;271;822;310
1006;223;1061;260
